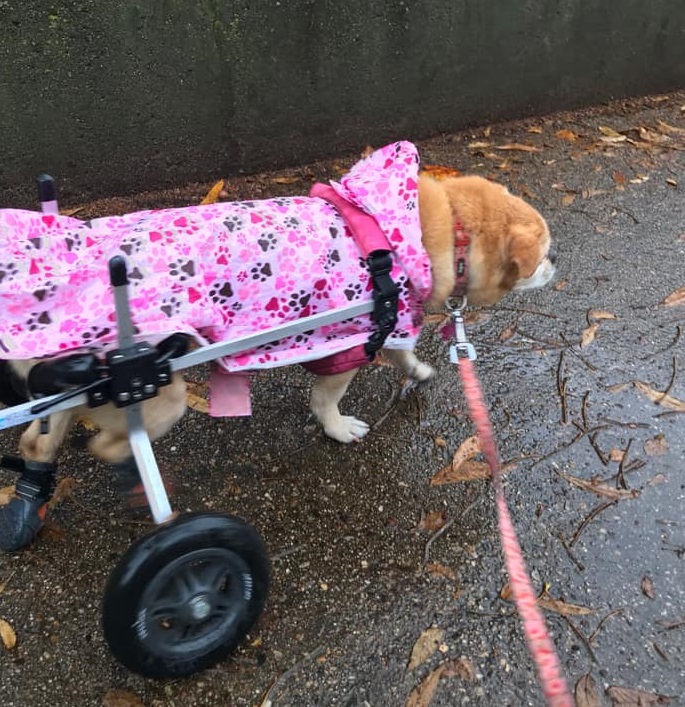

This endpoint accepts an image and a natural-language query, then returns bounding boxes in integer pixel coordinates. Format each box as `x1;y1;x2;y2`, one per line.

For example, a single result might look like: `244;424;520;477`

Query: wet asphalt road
1;92;684;706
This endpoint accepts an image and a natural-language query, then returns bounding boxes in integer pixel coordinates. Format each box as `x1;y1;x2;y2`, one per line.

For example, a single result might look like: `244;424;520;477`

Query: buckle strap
364;251;399;360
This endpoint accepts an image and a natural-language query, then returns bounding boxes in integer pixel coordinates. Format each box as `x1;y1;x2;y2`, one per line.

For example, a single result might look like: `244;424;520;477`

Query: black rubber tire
102;512;269;678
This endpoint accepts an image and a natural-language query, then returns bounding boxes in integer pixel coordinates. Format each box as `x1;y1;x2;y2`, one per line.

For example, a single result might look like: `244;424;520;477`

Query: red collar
452;221;470;298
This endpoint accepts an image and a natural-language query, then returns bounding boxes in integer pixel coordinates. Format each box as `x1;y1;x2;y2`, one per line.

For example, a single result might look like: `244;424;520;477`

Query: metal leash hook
446;296;476;363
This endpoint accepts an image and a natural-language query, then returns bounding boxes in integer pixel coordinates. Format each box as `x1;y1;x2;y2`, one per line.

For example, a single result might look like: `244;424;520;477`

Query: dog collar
453;221;470;298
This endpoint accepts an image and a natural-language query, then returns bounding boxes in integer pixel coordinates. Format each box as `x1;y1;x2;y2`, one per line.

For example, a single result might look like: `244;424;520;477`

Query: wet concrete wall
1;0;684;205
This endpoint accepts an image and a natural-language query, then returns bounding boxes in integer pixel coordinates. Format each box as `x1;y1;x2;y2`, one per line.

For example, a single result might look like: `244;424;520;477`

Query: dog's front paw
411;361;435;382
324;415;370;444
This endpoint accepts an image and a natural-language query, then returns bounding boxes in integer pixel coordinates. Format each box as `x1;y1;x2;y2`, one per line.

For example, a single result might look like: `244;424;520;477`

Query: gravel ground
1;91;684;707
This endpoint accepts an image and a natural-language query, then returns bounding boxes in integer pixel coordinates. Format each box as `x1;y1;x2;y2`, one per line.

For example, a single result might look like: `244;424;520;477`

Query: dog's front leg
310;368;370;443
381;348;435;382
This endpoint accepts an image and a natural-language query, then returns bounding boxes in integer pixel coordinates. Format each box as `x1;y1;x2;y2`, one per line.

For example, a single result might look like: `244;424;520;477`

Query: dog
0;142;554;518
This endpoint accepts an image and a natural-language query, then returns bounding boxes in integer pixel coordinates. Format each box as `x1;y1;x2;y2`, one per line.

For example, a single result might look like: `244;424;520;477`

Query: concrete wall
1;0;684;206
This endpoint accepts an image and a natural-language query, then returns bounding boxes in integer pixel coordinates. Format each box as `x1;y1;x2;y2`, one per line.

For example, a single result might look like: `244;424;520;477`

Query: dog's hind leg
381;348;435;382
19;410;74;463
310;368;369;443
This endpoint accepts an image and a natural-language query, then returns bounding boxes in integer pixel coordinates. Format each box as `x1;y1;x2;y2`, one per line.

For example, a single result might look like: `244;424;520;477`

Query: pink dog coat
0;142;432;411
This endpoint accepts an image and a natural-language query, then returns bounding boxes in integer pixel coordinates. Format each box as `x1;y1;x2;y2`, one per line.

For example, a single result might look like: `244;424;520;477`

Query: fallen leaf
556;129;579;141
519;185;540;200
633;382;685;411
612;171;627;189
582;188;609;198
561;194;576;207
647;473;667;486
102;689;145;707
483;126;492;137
561;473;639;500
537;592;594;616
417;511;448;534
360;145;375;158
186;381;210;413
0;485;16;506
589;309;617;321
468;141;491;149
405;665;445;707
576;674;602;707
422;164;462;180
442;656;476;681
271;175;302;185
609;448;626;462
450;436;480;469
407;627;445;671
430;460;491;485
425;563;457;582
554;280;568;291
494;143;541;152
643;434;669;456
499;323;518;341
47;476;78;510
199;180;225;205
656;120;685;136
581;322;600;348
605;685;672;705
666;178;678;188
661;286;685;306
641;575;656;600
528;125;544;134
60;206;85;217
433;436;448;448
0;617;17;649
598;126;625;139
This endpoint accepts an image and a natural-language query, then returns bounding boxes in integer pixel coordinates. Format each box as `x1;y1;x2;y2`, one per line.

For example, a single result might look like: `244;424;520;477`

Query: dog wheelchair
0;176;386;678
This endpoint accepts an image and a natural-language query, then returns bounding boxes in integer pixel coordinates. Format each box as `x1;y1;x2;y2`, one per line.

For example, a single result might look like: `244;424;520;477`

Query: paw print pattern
0;261;19;283
168;260;196;282
120;238;143;256
324;249;341;272
257;232;277;252
344;283;363;301
209;281;235;304
251;263;272;282
25;311;52;331
160;295;182;318
287;290;311;309
81;325;112;343
223;215;245;233
32;284;57;302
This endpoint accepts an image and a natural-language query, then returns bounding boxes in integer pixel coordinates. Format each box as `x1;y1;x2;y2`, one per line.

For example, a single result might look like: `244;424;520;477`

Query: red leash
448;304;574;707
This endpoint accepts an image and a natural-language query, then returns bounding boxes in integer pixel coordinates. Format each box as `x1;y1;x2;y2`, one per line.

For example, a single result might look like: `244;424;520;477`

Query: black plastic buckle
106;342;172;408
364;251;399;359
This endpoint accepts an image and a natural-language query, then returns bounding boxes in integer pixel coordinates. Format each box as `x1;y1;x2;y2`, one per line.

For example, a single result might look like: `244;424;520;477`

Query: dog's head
420;174;555;308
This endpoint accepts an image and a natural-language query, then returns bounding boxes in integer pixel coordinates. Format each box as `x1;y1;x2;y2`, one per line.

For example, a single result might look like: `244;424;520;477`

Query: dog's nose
547;246;557;265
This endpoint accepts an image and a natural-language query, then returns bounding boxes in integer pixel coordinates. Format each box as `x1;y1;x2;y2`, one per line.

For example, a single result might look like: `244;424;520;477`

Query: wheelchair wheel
102;511;269;678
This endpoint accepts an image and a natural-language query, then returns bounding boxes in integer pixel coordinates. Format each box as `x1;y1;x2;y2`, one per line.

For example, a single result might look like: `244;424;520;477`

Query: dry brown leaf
609;448;626;462
102;689;145;707
556;128;579;141
554;280;568;291
647;473;667;486
494;143;541;152
633;382;685;411
47;476;78;510
528;125;544;134
451;435;480;468
561;194;576;207
612;171;627;189
60;206;85;217
537;593;594;616
656;120;685;135
581;322;600;348
417;510;448;534
576;674;602;707
499;324;518;341
643;434;669;456
272;175;302;185
442;656;476;681
606;685;672;705
0;485;16;506
589;309;617;321
666;178;678;188
425;563;458;582
430;461;491;486
0;617;17;649
407;627;445;671
468;141;491;149
561;473;640;500
661;286;685;306
582;188;609;198
422;164;462;180
598;125;625;139
405;665;445;707
200;180;225;205
641;575;656;600
360;145;375;158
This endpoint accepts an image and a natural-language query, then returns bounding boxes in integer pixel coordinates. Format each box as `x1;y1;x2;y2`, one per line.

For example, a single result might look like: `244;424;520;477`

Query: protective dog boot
0;458;57;552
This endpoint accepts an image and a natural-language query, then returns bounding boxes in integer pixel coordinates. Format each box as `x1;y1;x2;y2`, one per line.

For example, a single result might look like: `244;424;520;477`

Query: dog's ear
500;260;520;292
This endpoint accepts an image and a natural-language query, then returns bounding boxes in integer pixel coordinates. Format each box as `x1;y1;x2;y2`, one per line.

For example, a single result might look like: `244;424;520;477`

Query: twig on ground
588;609;623;645
561;616;598;663
569;500;617;547
556;532;585;572
616;438;633;490
657;356;678;403
259;645;326;707
423;517;456;565
588;432;609;466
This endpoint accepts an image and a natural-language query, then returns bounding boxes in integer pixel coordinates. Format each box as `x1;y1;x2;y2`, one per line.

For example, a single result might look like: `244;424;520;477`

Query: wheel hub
188;594;212;621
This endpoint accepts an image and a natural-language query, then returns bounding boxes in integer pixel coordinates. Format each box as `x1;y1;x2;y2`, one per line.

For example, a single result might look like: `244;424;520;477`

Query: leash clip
447;303;476;363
